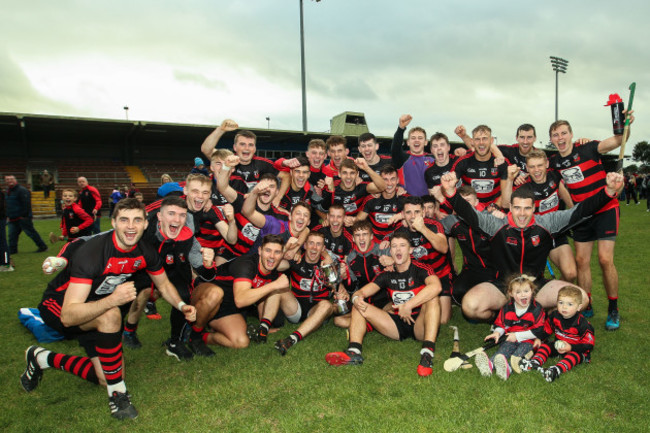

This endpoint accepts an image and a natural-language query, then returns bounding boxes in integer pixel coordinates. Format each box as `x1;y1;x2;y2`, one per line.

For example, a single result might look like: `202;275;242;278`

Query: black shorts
439;273;453;297
552;233;570;248
39;299;101;358
452;267;498;305
210;285;243;321
571;207;619;242
389;313;417;341
490;276;550;294
295;296;327;322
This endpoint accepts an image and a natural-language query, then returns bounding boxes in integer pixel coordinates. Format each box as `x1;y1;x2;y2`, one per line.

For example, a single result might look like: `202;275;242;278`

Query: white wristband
352;296;359;305
177;301;187;311
222;164;231;171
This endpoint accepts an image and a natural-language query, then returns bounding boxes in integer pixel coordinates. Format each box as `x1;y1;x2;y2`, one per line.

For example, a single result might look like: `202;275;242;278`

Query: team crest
531;235;540;246
166;254;174;265
491;168;499;176
179;253;186;262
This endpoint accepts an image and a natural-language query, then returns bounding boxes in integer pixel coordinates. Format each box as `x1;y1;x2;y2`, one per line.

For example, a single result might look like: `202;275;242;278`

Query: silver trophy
313;261;349;316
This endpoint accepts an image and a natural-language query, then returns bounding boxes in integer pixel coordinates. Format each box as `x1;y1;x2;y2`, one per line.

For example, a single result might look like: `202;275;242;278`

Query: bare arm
241;181;269;228
273;171;292;208
558;182;574;209
61;282;135;327
233;274;290;309
357;158;386;194
412;217;448;254
200;119;239;159
150;271;197;321
216;155;241;203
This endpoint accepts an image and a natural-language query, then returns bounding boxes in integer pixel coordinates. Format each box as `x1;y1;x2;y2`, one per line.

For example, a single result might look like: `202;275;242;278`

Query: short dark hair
261;234;285;248
429;132;449;144
326;135;347;150
390;231;412;247
259;173;279;187
235;130;257;143
549;120;572;137
379;165;397;176
403;196;423;207
112;198;146;219
161;195;188;210
511;184;535;203
293;156;310;169
291;201;312;216
421;195;438;206
358;132;377;144
350;219;373;234
516;124;536;138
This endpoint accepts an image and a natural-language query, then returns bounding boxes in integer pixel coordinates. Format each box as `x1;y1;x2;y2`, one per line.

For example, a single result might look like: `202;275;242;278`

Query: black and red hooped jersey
233;156;278;191
213;253;280;293
394;220;453;278
493;299;546;343
361;194;406;242
424;157;457;189
358;155;393;183
312;224;353;260
542;310;595;354
345;243;385;292
320;183;370;216
452;154;507;205
548;141;617;214
371;261;434;316
288;254;329;300
279;182;312;210
498;144;528;172
526;170;565;215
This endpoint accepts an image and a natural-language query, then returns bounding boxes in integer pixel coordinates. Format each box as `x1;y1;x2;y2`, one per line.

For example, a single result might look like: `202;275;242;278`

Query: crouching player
22;198;195;420
325;232;442;377
519;286;594;383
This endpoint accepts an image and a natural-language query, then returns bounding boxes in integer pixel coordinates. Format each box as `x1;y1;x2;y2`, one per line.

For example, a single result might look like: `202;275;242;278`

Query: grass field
1;204;649;432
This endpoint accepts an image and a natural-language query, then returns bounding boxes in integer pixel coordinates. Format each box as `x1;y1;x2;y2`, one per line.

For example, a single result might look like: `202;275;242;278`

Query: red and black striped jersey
371;261;434;315
394;220;453;278
493;299;546;343
279;182;312;210
424;156;457;189
526;170;564;214
287;254;329;300
542;310;595;354
233;156;278;192
361;194;406;242
321;183;370;216
213;253;281;294
498;144;529;172
312;224;353;260
548;141;617;214
452;154;508;205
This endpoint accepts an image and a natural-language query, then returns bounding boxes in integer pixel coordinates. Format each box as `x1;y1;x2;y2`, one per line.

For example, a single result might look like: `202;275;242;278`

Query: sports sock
46;352;99;384
347;342;362;355
420;340;436;356
289;331;303;344
258;319;271;338
123;321;138;334
190;324;204;341
608;297;618;313
96;331;126;395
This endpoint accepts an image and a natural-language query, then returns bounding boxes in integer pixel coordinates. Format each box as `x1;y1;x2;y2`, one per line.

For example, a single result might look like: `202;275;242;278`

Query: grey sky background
2;0;648;154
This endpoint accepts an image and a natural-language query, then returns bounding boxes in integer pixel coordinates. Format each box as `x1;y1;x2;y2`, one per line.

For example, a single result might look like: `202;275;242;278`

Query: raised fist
399;114;413;129
219;119;239;132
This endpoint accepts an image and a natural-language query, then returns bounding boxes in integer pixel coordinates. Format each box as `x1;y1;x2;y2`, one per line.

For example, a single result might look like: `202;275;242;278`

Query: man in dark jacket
0;189;13;271
5;175;47;254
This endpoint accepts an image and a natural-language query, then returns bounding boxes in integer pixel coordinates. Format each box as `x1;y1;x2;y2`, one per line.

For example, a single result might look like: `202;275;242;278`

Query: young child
475;274;546;380
50;189;93;243
519;286;595;382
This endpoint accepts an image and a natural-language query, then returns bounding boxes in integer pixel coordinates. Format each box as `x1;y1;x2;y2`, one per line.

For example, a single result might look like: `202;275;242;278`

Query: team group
20;112;633;420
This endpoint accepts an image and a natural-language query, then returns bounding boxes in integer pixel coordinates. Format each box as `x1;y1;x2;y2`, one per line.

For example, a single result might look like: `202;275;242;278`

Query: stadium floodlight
550;56;569;121
299;0;322;132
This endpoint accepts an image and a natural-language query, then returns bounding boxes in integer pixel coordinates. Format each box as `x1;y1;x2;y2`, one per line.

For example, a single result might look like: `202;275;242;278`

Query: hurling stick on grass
616;82;636;173
443;335;506;372
448;326;472;369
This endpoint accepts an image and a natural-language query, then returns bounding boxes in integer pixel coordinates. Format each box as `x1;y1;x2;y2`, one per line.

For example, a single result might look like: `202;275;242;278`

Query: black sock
258;319;271;337
123;321;138;333
608;297;618;313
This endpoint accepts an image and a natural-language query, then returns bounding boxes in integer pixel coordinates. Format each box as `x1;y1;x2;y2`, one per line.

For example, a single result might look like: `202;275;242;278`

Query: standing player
325;232;442;377
452;125;508;208
23;199;195;420
548;115;633;330
391;114;435;197
357;132;392;182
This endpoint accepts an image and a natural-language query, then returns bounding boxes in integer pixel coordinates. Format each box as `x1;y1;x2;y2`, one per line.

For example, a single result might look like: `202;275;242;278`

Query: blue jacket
6;184;32;220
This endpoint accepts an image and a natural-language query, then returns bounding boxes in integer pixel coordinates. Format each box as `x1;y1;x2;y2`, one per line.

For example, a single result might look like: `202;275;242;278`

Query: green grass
1;204;649;432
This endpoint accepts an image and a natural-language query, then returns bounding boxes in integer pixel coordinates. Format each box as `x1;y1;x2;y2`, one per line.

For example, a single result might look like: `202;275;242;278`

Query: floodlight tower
550;56;569;121
299;0;321;132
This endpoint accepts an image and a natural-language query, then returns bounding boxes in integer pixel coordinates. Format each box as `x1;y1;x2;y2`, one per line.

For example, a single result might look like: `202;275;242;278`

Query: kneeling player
325;232;442;377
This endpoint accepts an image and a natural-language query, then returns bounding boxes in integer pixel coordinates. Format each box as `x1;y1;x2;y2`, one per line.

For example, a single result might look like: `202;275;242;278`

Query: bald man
77;177;103;234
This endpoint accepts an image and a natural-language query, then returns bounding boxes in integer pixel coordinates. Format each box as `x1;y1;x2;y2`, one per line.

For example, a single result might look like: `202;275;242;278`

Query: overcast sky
2;0;648;155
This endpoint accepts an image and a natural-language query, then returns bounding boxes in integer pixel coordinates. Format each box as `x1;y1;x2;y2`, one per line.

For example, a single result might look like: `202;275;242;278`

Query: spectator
157;173;183;199
0;189;13;271
109;185;122;217
77;176;102;234
40;170;54;199
5;175;48;254
190;157;210;177
127;183;139;198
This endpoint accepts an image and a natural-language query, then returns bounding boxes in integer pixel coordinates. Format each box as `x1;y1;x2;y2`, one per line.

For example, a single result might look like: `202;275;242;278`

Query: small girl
475;274;547;380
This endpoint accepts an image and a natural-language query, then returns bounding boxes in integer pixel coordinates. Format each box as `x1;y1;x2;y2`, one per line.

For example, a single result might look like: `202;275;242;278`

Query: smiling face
510;197;535;228
353;228;372;252
550;124;574;157
328;144;348;169
258;241;284;273
327;207;345;235
472;131;493;160
184;180;211;212
306;146;326;169
516;129;536;155
510;281;533;309
157;204;187;239
407;129;427;155
358;138;379;163
430;138;450;166
304;234;325;263
557;295;580;319
390;236;412;269
111;208;147;250
526;156;548;184
381;171;399;197
289;205;311;233
62;190;76;206
291;165;310;189
339;166;358;190
233;136;256;165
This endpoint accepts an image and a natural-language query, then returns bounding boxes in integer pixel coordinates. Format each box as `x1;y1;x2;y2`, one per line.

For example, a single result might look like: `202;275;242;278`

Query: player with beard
547;115;633;331
452;125;508;208
319;158;386;225
122;196;219;360
24;199;195;420
501;150;577;283
312;204;353;261
355;165;406;243
200;118;277;191
390;114;435;197
325;232;442;377
356;132;392;182
273;231;349;355
388;196;454;324
440;171;625;322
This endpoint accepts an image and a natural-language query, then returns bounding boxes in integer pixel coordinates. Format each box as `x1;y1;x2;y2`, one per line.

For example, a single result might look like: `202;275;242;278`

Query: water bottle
605;93;625;135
